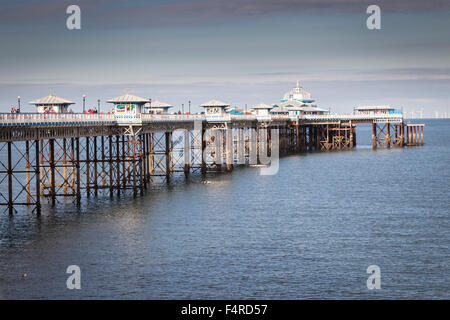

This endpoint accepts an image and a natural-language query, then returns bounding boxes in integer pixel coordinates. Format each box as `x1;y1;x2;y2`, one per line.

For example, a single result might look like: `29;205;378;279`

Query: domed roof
282;81;313;102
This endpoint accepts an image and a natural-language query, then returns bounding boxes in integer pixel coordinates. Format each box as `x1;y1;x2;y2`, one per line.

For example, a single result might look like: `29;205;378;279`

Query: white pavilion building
144;100;173;114
107;94;150;115
30;94;75;113
271;81;328;116
201;99;230;121
252;103;273;121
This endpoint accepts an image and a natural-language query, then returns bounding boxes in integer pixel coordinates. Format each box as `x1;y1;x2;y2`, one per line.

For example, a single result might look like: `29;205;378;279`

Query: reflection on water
0;120;449;299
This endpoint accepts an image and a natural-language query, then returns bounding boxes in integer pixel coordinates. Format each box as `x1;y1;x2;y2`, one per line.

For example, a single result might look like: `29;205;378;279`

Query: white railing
303;113;403;121
205;113;232;122
0;112;404;126
141;114;205;122
231;114;256;121
271;114;289;120
0;113;115;125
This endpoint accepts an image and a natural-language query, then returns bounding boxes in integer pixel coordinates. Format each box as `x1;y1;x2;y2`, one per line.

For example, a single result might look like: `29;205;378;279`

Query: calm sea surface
0;119;449;299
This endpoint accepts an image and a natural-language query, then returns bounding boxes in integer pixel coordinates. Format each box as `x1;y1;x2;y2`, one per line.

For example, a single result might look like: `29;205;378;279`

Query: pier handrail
270;114;289;120
141;114;205;122
303;113;403;120
0;112;115;124
231;114;256;121
0;111;404;127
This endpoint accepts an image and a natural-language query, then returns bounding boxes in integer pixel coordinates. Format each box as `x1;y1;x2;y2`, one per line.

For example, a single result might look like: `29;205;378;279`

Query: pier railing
141;114;205;122
0;112;404;127
303;113;403;122
0;113;116;126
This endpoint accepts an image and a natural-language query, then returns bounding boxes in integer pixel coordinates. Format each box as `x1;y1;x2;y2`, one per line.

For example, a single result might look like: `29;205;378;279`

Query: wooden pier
0;112;424;215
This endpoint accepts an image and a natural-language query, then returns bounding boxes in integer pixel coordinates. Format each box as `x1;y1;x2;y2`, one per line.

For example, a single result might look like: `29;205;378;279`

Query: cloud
2;0;450;27
252;68;450;82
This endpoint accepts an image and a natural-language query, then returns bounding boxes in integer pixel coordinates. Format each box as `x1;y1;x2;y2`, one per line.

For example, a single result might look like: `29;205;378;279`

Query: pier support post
115;135;120;196
35;139;41;215
349;122;354;149
62;138;67;196
250;127;258;165
132;137;138;197
93;136;98;196
237;128;245;165
49;139;56;206
108;135;114;197
25;140;31;203
7;141;13;215
201;128;207;174
372;123;377;149
421;125;424;144
184;130;190;177
400;124;405;147
75;137;81;204
86;137;91;198
386;123;391;149
101;136;106;192
142;133;148;188
122;136;127;188
225;127;233;172
413;126;417;145
138;135;144;196
165;132;172;181
308;125;314;151
295;125;301;153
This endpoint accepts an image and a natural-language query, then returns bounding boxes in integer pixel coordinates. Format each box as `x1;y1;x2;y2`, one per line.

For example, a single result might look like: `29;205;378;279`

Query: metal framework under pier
0;116;424;215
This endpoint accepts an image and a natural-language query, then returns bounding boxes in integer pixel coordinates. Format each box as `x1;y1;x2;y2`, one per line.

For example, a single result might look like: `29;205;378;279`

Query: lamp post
98;99;100;113
82;95;86;113
17;96;21;113
188;100;191;114
182;103;184;114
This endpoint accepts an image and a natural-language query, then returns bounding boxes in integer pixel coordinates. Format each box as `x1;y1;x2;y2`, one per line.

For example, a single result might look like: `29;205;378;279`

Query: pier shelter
144;101;173;114
252;103;273;121
107;94;149;115
356;106;401;115
30;94;75;113
201;99;230;121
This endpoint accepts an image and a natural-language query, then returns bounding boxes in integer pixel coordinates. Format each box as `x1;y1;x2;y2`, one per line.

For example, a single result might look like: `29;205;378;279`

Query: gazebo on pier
107;94;150;115
30;94;75;113
252;103;273;121
144;100;173;114
201;99;230;121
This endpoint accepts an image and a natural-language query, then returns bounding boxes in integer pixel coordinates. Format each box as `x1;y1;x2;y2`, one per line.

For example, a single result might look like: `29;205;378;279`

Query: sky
0;0;450;117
